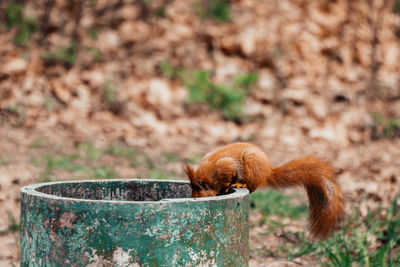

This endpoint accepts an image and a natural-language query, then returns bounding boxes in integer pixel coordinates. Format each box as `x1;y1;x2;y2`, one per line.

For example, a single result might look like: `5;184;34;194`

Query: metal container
20;179;249;266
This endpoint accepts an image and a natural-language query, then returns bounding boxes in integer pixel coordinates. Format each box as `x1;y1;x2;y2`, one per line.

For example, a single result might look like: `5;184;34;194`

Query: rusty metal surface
20;179;249;266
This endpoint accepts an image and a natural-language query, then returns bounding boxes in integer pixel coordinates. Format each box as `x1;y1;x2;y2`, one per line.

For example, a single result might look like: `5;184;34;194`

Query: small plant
164;153;180;163
130;152;155;169
7;104;25;125
103;80;116;105
286;194;400;266
234;72;259;90
198;0;231;22
395;0;400;14
90;165;117;179
7;105;22;114
77;142;103;161
250;192;400;266
184;154;203;164
6;212;20;232
38;154;86;182
159;61;183;79
105;145;135;158
273;48;283;58
250;189;307;219
372;113;400;139
161;65;258;122
0;156;9;165
88;28;98;39
36;150;124;181
102;80;123;114
145;168;174;180
30;140;45;148
4;2;39;45
85;47;103;62
0;212;20;234
185;70;247;122
43;95;55;110
156;5;166;17
159;61;175;78
43;44;77;65
50;154;83;170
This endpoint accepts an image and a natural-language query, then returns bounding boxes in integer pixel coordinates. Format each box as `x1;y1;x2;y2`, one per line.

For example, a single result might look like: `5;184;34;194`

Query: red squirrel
185;142;345;239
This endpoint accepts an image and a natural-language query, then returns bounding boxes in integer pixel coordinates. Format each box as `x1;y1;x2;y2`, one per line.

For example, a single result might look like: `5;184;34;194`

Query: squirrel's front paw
231;183;248;189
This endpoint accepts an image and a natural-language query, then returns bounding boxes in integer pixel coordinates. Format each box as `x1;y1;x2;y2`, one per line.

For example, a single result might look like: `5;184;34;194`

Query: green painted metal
20;179;249;266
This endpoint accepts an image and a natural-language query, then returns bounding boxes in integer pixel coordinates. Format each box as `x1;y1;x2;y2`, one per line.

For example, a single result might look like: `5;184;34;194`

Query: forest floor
1;0;400;266
1;126;399;266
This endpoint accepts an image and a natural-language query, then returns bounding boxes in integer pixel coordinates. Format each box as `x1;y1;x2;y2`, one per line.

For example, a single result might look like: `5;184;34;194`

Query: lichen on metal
20;179;249;266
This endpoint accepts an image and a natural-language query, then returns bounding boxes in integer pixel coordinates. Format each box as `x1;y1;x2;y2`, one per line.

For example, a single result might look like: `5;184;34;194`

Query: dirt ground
1;0;400;266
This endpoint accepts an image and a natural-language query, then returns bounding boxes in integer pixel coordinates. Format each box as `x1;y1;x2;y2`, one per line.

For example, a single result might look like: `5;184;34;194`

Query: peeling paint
21;179;249;266
59;211;76;229
112;247;132;267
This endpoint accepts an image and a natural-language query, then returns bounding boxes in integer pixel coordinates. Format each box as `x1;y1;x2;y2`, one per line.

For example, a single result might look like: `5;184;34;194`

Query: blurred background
1;0;400;265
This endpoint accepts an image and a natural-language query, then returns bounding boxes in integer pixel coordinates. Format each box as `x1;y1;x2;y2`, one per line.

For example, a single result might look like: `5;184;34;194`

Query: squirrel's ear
184;164;197;186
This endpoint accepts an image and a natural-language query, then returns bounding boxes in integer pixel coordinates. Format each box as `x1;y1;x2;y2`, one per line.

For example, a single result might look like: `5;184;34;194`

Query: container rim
20;178;249;204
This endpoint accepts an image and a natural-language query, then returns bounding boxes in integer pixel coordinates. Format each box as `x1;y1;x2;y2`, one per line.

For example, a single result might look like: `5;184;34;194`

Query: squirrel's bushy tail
270;156;345;239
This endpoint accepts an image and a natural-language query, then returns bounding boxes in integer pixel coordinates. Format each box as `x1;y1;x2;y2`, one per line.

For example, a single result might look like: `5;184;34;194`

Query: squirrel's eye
197;180;209;191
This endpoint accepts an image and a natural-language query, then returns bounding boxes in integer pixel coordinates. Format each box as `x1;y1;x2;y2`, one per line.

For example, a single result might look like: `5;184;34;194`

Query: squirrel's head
184;164;218;198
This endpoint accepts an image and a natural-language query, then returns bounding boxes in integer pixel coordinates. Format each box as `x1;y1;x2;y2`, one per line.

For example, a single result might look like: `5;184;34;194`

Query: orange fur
185;142;345;239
